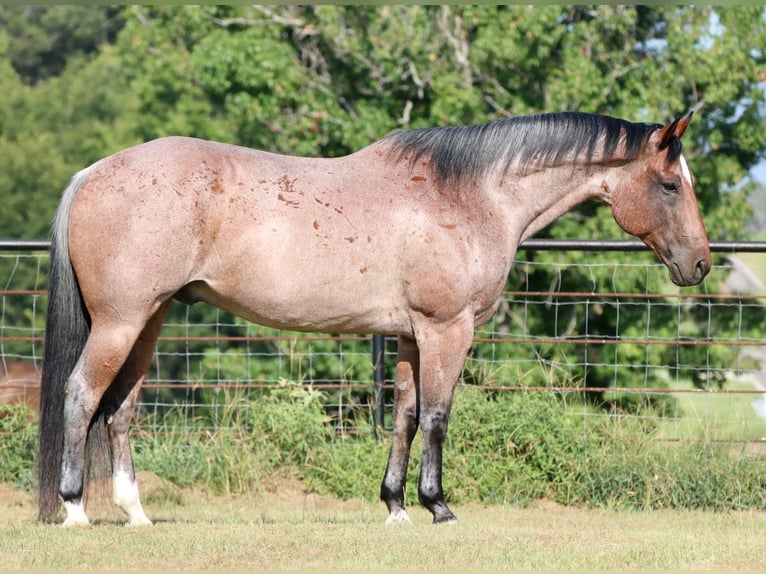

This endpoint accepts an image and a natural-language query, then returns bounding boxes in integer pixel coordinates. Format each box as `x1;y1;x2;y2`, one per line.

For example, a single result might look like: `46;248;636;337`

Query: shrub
0;404;37;491
133;379;333;495
5;383;766;512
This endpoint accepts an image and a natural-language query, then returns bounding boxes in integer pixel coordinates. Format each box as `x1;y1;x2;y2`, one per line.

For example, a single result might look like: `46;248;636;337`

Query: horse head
610;111;711;286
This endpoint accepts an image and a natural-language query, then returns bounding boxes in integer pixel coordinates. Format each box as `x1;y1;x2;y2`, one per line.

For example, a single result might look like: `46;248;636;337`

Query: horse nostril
696;258;711;279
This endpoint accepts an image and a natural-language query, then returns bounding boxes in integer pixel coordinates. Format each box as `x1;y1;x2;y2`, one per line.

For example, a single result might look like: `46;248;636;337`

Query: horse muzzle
669;255;711;287
644;235;711;287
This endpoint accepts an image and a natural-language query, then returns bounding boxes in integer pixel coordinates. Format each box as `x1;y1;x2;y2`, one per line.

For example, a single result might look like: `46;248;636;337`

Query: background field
1;474;764;572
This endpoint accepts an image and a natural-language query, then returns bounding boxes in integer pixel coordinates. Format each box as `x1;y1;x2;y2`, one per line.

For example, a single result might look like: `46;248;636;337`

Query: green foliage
133;380;332;494
247;379;333;468
0;6;124;84
301;388;766;511
0;404;37;491
577;441;766;511
3;388;766;511
1;6;766;435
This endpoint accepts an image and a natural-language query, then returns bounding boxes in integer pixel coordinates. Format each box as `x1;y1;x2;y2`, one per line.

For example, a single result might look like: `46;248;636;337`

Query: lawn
658;379;766;443
1;474;764;571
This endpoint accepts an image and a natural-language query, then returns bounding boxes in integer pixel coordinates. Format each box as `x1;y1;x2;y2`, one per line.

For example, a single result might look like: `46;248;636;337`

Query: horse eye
662;182;679;193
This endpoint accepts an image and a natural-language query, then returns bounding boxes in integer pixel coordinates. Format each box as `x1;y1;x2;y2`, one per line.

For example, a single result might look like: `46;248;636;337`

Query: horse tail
37;166;101;522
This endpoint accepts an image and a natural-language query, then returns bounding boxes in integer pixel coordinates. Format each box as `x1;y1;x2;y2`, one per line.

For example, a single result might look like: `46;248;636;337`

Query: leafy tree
0;6;124;84
1;5;765;415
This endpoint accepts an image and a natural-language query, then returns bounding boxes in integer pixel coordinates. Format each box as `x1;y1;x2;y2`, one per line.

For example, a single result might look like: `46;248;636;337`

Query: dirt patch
260;475;369;514
530;497;568;512
0;482;35;522
135;470;183;502
0;473;371;525
0;482;34;508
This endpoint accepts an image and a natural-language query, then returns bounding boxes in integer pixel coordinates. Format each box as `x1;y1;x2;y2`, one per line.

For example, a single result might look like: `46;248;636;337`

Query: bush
4;385;766;512
304;388;766;511
133;380;333;494
0;404;37;491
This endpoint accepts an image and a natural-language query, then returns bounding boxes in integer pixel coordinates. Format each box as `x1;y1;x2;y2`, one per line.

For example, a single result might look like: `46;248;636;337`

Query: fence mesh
1;245;765;444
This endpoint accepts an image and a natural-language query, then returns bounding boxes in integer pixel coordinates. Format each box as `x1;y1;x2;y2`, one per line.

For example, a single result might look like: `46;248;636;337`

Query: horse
38;110;710;527
0;360;41;413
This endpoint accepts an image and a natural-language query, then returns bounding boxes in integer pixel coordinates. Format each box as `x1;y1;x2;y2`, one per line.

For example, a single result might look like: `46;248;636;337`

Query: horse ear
658;110;694;150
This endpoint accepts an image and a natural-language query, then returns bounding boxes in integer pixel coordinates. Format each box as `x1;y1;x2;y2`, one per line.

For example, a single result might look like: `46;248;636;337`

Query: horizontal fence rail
1;239;765;445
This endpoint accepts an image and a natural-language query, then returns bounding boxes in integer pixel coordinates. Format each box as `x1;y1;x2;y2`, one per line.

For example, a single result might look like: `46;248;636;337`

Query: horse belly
186;235;412;335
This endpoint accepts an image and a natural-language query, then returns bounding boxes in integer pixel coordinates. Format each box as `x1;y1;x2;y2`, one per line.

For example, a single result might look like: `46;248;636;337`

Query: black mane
385;111;664;185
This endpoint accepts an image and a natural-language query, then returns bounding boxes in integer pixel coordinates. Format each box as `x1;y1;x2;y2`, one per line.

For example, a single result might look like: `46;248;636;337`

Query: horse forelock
663;136;684;166
385;112;660;186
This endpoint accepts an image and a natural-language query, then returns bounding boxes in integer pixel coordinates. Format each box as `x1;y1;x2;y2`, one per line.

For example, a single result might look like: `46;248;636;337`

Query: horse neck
493;161;617;244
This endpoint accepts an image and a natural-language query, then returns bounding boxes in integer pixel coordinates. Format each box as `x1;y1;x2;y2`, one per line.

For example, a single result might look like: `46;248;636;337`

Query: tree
0;6;124;85
2;5;765;412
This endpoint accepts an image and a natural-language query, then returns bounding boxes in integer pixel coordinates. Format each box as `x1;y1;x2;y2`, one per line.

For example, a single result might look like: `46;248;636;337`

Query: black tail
37;168;104;522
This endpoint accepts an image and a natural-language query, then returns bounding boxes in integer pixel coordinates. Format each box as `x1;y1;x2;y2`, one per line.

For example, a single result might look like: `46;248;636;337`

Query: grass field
657;379;766;443
733;249;766;291
2;473;765;571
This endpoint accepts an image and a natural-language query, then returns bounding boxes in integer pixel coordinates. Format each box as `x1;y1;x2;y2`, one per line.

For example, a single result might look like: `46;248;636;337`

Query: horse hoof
61;516;91;528
385;508;412;525
433;513;458;525
62;501;90;527
125;516;153;527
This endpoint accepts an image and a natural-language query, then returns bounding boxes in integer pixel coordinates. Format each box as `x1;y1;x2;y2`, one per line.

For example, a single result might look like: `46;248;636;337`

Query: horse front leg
380;335;420;524
414;315;474;524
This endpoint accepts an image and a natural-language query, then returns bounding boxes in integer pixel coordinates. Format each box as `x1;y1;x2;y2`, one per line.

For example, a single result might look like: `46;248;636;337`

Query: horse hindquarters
39;166;165;527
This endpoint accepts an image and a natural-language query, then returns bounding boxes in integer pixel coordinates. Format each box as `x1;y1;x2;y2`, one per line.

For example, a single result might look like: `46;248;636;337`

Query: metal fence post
372;334;386;433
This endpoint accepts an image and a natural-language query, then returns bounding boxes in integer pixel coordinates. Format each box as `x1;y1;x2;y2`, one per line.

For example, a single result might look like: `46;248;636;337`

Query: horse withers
38;110;710;526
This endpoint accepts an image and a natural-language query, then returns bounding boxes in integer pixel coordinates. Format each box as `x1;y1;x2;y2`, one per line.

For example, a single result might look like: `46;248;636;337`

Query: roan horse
38;111;710;527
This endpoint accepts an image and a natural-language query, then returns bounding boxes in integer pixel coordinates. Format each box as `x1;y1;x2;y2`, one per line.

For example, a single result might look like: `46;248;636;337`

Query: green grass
1;482;765;571
655;379;766;442
5;385;766;515
733;247;766;291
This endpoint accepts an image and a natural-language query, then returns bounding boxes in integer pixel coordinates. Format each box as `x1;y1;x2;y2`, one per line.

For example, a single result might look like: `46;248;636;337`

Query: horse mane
385;111;668;185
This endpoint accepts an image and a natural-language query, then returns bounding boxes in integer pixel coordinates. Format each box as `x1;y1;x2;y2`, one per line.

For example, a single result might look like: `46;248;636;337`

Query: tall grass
2;381;765;510
132;380;333;494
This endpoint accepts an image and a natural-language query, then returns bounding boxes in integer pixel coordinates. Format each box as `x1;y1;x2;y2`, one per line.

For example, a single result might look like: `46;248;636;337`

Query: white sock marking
62;500;90;527
385;508;412;525
113;471;152;527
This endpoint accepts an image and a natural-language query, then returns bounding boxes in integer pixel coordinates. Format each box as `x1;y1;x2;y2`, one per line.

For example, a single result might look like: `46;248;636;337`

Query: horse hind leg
102;301;170;526
59;318;154;527
380;335;420;524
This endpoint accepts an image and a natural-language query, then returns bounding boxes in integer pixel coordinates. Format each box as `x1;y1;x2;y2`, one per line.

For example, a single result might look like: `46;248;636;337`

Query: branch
436;6;472;89
213;4;316;35
399;100;413;126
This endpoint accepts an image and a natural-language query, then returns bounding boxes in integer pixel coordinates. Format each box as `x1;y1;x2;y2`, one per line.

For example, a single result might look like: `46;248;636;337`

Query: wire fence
1;239;765;445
